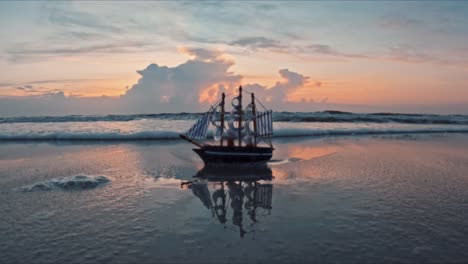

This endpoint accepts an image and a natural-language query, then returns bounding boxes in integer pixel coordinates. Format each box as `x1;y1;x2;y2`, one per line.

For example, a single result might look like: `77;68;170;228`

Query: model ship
180;86;274;164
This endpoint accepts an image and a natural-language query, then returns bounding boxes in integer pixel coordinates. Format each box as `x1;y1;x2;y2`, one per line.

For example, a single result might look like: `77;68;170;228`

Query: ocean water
1;112;468;263
1;111;468;140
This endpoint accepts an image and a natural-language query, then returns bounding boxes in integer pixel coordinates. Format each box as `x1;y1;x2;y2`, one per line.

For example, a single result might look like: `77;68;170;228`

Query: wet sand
1;134;468;263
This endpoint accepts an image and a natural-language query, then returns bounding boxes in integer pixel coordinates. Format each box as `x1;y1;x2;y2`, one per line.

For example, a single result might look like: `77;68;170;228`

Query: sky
1;1;468;116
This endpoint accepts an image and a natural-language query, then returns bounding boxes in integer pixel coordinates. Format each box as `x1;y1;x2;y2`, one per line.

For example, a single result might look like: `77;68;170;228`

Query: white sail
244;103;254;121
225;97;244;139
226;118;242;139
186;111;212;140
210;105;224;141
255;110;273;137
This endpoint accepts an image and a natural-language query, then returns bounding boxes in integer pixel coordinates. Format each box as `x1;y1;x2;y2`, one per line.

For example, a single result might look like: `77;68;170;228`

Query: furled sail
255;110;273;137
186;111;212;140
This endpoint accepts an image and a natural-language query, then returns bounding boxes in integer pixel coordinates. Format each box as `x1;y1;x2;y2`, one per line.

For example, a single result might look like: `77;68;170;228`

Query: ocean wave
17;175;110;192
273;127;468;137
2;111;468;125
272;111;468;125
0;113;200;124
2;127;468;141
0;131;180;141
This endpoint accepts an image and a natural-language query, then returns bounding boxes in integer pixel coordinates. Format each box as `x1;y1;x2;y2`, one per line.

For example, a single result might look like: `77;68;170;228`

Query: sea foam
18;175;110;192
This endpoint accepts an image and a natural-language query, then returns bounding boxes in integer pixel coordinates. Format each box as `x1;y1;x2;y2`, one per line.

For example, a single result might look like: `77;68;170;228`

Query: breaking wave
0;131;180;141
273;111;468;125
2;111;468;125
0;113;200;124
2;127;468;141
17;175;110;192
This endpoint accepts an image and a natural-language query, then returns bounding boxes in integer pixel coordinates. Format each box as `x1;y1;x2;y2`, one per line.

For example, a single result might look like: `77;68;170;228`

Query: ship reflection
181;166;274;238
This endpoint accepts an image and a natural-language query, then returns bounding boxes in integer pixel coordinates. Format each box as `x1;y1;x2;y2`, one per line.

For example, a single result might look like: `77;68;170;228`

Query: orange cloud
177;46;234;64
199;84;222;104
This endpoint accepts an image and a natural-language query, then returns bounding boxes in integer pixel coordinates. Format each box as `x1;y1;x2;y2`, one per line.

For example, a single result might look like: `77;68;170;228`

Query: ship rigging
180;86;274;164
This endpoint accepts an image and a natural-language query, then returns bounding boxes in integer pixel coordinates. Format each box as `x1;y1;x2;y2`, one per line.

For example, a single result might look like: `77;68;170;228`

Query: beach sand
1;134;468;263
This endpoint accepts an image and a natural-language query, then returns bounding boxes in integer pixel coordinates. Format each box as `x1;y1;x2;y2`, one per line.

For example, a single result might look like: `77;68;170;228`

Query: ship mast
238;86;242;147
251;93;257;147
220;93;225;147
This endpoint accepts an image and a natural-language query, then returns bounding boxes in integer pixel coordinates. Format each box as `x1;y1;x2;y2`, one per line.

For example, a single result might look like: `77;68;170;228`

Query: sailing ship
180;86;274;164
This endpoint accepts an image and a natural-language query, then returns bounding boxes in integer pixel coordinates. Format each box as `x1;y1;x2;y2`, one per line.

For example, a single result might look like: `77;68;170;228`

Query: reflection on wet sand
281;143;339;161
181;166;273;238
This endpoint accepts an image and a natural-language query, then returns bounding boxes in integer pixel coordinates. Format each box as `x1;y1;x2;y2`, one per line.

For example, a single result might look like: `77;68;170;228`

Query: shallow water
1;134;468;263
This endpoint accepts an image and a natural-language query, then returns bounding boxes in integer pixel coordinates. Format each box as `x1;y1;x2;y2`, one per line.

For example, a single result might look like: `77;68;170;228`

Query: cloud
379;15;423;30
0;47;319;116
305;44;370;59
15;86;34;92
7;41;154;62
14;85;63;95
1;3;162;63
47;5;122;33
227;37;370;60
243;69;311;106
306;44;335;54
0;92;119;117
385;45;447;64
177;47;224;61
1;78;110;96
254;3;277;11
53;31;108;41
122;47;242;112
0;82;14;88
41;91;66;99
229;37;285;49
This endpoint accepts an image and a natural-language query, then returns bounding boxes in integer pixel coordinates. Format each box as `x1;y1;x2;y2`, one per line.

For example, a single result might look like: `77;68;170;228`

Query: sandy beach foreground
1;134;468;263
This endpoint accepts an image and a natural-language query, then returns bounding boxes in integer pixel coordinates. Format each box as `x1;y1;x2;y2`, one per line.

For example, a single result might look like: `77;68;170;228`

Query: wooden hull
193;146;273;164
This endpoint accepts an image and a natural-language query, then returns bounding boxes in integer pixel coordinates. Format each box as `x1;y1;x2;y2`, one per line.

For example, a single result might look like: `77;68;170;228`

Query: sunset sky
1;1;468;116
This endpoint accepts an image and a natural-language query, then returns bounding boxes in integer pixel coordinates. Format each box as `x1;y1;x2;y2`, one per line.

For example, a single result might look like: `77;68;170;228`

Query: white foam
18;175;110;192
268;158;303;166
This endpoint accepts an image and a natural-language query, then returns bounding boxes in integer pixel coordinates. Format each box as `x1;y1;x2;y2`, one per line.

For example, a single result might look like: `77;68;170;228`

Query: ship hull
193;146;273;164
